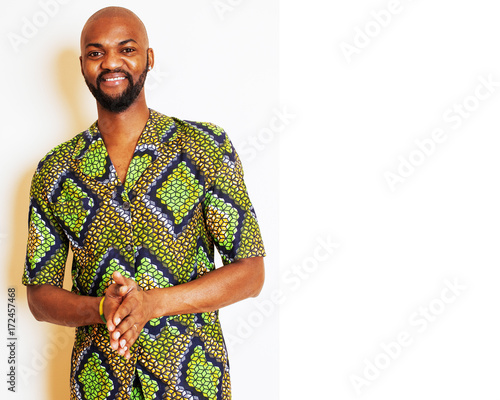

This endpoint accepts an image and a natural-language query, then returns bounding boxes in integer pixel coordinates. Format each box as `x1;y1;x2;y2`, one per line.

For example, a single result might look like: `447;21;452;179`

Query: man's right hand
102;272;142;359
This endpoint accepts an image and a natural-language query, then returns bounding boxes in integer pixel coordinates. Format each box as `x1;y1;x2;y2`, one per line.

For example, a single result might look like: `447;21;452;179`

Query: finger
105;303;120;332
110;335;120;351
116;342;129;358
112;271;126;285
112;271;136;289
108;323;121;350
123;323;141;351
118;285;132;296
103;290;127;330
114;314;137;337
107;300;132;331
112;274;138;298
109;319;134;351
107;284;133;301
119;326;140;352
120;346;132;361
107;317;116;332
106;283;126;299
116;323;141;357
111;296;138;327
101;296;118;332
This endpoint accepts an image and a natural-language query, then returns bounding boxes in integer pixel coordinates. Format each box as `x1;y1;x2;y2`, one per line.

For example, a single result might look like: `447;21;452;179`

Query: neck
96;92;150;144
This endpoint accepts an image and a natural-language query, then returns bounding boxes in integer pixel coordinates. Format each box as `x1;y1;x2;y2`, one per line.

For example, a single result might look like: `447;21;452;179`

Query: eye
87;51;102;58
122;47;136;54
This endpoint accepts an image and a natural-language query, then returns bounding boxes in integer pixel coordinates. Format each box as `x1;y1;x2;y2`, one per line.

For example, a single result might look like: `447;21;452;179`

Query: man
22;6;265;400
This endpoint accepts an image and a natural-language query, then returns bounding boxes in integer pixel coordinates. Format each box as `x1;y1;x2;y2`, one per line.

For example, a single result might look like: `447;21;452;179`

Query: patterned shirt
22;109;266;400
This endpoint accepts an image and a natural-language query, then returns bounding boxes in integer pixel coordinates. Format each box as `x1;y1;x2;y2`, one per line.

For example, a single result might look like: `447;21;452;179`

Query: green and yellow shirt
22;109;266;400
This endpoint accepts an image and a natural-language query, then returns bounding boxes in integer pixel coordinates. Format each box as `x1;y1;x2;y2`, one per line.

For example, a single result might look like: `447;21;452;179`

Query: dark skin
79;8;153;183
27;7;265;360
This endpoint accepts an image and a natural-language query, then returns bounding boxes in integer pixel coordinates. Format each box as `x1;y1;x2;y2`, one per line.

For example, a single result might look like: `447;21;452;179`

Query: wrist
144;289;159;320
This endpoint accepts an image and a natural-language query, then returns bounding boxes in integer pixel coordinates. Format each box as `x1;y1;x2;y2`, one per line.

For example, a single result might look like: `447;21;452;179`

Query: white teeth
105;77;126;81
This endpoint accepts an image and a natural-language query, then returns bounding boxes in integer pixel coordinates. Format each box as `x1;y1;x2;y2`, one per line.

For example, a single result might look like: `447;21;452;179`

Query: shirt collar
71;109;178;185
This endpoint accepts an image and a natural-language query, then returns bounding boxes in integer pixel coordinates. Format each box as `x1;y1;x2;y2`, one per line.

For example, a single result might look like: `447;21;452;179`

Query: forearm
104;257;264;360
27;284;102;327
146;256;265;319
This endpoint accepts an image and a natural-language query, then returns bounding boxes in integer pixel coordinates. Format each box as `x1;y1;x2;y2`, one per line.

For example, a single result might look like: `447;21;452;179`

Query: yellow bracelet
99;297;106;323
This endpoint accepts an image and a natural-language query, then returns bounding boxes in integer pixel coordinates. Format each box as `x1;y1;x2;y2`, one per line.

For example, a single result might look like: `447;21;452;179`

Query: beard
84;60;149;113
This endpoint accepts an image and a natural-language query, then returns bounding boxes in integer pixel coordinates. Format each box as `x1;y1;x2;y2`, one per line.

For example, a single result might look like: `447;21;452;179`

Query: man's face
80;15;152;113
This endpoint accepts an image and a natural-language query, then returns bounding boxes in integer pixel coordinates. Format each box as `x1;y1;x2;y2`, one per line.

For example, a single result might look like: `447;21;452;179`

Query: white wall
1;1;278;399
5;1;500;399
280;0;500;399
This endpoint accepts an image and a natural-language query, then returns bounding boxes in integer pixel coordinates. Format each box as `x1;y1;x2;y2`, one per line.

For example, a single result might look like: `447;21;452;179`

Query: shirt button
122;201;131;211
125;244;133;252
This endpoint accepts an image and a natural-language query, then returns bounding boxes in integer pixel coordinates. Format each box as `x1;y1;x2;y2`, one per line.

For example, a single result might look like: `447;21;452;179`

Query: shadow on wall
11;47;93;399
57;47;91;132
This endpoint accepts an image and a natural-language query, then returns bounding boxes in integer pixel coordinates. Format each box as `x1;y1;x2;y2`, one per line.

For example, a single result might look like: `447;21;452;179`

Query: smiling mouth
104;76;126;82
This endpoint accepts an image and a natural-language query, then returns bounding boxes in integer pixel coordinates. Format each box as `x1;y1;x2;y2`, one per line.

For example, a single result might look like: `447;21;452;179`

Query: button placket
121;193;135;255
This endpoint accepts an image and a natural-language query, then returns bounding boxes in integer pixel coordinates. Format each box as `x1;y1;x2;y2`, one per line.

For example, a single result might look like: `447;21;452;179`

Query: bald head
80;7;149;53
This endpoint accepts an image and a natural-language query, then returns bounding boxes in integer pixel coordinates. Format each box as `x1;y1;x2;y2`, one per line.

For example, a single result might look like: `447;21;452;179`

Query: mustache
96;69;133;86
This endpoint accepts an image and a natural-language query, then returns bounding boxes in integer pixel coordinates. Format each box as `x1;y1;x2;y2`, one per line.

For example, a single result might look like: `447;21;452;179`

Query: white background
280;0;500;399
1;1;277;399
3;0;500;399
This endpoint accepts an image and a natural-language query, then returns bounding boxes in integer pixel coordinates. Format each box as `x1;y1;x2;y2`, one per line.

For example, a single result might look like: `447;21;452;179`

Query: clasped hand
102;271;152;360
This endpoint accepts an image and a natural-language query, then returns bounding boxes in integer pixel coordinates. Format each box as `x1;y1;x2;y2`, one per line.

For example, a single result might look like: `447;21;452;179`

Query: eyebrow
85;39;138;48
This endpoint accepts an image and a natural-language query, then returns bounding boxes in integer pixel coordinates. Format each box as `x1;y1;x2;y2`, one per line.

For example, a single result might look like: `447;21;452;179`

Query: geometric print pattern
23;109;266;400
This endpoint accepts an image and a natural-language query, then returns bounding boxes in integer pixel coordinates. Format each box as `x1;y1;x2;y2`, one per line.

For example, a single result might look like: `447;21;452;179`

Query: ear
147;48;155;70
79;55;84;76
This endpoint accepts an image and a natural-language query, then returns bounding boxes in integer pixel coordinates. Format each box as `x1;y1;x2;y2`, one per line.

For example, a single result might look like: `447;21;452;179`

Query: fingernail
115;318;121;325
120;339;126;348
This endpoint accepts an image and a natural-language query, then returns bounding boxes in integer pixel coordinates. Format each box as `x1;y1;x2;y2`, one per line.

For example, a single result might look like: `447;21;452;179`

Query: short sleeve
22;167;69;287
203;131;266;265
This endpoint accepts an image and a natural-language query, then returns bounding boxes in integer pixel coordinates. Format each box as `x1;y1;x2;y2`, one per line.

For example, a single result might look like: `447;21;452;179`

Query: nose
100;50;123;71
